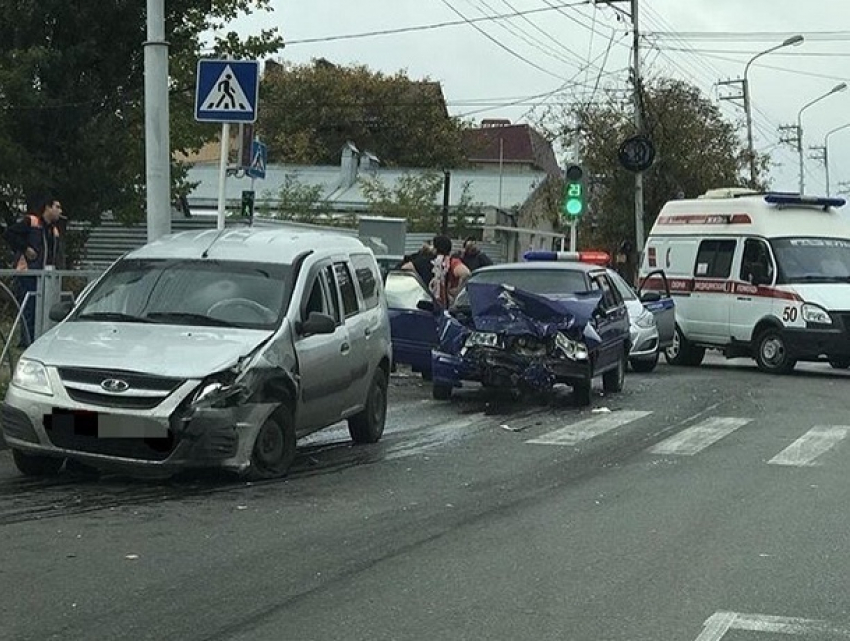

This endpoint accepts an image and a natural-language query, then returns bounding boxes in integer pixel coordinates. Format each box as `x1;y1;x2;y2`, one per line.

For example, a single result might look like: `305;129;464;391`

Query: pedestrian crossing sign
246;140;267;180
195;59;259;123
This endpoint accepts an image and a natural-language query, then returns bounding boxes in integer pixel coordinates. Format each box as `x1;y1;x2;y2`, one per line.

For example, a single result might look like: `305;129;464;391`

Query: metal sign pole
216;122;231;231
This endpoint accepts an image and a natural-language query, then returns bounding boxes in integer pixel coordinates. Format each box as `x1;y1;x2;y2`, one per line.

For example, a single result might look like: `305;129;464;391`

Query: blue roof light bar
764;193;846;209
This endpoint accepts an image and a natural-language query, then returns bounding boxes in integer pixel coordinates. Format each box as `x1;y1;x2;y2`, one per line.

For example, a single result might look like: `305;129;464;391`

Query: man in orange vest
4;194;64;347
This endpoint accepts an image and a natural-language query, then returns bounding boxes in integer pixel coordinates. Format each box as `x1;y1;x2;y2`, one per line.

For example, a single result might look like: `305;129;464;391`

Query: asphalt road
3;356;850;641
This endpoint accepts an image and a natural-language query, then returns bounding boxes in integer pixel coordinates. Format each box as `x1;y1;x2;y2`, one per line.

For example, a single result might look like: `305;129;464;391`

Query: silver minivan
1;228;392;479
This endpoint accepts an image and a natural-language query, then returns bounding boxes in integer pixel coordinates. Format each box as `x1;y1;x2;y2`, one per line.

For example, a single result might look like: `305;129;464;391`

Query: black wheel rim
372;379;386;428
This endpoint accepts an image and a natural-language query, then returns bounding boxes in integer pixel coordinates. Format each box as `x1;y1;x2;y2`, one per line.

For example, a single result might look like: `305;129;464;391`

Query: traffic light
562;164;586;219
241;190;255;220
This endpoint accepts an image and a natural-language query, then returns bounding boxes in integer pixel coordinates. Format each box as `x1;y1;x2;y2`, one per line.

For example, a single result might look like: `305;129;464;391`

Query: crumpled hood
25;322;274;378
438;282;603;354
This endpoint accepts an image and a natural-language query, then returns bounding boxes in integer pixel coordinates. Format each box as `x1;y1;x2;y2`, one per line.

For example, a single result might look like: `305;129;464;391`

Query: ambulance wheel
665;326;704;367
755;328;796;375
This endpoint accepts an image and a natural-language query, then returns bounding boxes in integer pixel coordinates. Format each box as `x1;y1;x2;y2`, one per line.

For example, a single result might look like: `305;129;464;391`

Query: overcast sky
223;0;850;197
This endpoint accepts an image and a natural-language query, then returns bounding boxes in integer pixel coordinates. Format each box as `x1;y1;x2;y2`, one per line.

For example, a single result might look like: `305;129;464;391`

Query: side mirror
49;301;74;323
416;299;435;312
640;292;661;303
297;312;336;335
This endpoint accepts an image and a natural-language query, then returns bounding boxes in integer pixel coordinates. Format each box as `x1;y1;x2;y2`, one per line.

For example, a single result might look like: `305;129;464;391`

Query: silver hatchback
2;228;392;479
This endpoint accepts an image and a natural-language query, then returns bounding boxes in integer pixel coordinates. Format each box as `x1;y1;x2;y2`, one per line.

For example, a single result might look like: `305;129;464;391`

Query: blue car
430;262;631;406
385;270;438;378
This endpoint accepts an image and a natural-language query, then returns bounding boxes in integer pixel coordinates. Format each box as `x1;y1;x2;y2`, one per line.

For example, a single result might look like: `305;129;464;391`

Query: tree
258;60;469;168
549;77;765;254
257;174;333;224
0;1;283;252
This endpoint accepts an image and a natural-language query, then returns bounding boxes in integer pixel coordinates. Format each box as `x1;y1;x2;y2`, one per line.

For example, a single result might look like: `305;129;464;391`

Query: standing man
461;236;493;272
5;194;65;347
430;235;470;307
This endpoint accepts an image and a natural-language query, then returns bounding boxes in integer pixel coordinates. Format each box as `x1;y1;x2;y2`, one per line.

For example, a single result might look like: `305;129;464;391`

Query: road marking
695;611;850;640
648;417;751;456
769;426;850;467
525;411;652;446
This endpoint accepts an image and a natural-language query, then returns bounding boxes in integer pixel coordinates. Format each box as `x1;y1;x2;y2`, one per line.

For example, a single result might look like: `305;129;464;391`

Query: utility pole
810;145;827;195
441;170;451;236
144;0;171;242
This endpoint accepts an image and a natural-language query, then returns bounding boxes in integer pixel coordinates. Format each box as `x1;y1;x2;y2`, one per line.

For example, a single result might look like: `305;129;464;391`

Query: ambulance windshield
771;238;850;283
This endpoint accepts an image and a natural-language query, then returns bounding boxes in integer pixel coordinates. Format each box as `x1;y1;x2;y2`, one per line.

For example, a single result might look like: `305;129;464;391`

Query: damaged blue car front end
431;282;603;397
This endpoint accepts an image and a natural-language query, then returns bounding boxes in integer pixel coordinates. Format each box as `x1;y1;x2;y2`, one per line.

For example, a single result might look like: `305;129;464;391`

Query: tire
12;449;64;477
420;368;433;382
630;353;659;373
432;383;453;401
348;369;388;444
247;409;296;480
754;328;796;374
665;325;705;367
572;380;592;407
829;359;850;369
603;349;627;393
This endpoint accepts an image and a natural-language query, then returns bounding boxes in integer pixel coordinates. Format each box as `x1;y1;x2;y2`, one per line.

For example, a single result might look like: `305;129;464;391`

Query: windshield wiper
144;311;236;327
76;311;153;323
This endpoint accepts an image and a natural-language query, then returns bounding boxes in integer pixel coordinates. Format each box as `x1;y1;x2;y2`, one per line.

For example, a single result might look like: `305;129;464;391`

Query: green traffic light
565;199;583;216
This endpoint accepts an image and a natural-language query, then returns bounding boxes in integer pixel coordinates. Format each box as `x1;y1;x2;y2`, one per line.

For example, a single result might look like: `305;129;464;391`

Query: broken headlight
555;333;589;361
191;373;245;409
464;332;502;349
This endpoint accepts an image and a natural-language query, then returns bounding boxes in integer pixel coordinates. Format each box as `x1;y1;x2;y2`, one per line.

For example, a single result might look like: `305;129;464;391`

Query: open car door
638;269;675;350
384;270;438;377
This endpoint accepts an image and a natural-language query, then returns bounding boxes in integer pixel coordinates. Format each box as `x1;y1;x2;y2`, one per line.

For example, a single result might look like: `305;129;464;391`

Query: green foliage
260;174;333;224
0;1;283;237
360;172;443;232
546;77;764;251
259;60;469;168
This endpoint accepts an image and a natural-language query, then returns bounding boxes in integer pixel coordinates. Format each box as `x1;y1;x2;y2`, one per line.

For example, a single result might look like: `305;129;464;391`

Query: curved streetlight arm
824;122;850;197
744;35;803;80
825;122;850;145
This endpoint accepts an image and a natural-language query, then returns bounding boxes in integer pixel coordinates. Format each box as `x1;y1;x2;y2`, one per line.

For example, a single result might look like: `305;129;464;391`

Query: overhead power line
645;30;850;42
286;1;591;45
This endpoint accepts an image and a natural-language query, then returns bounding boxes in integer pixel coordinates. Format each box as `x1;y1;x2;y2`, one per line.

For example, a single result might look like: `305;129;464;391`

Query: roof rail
698;187;760;200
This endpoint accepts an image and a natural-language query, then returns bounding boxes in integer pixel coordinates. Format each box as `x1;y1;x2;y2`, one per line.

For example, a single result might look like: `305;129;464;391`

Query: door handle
340;342;350;354
736;297;751;301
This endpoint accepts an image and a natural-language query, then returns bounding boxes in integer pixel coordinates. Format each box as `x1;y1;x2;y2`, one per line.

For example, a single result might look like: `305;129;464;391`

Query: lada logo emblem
101;378;130;393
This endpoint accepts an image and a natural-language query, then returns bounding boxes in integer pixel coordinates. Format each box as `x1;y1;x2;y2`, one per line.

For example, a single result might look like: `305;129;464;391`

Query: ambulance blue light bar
524;250;611;266
764;193;845;209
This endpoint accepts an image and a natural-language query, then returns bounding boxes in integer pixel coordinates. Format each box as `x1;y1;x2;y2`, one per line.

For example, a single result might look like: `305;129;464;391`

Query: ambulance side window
694;240;736;278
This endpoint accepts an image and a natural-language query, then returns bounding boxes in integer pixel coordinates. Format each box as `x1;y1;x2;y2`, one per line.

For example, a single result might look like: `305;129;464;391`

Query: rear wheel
665;325;705;367
630;353;659;373
348;369;388;444
247;409;296;480
603;349;627;393
754;328;796;374
12;450;64;477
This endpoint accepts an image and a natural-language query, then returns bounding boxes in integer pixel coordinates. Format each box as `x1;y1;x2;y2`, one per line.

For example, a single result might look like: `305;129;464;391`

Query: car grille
58;368;185;410
44;421;177;461
1;403;38;443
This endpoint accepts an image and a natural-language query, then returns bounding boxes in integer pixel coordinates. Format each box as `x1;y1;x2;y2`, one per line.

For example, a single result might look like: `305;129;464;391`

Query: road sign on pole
194;59;259;123
246;140;267;180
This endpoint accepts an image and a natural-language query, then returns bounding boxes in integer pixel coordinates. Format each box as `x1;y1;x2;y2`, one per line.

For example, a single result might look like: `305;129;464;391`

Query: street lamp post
824;123;850;197
743;35;803;188
798;82;848;194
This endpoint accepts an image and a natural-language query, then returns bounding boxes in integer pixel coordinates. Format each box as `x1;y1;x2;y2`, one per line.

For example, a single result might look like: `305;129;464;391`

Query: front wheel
572;380;592;407
665;325;705;367
12;450;64;477
630;353;659;373
348;369;388;444
603;349;627;393
247;409;296;480
754;328;796;374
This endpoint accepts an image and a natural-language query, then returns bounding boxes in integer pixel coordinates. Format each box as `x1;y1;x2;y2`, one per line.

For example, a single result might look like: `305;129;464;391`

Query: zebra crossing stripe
768;426;850;467
649;417;751;456
526;411;652;446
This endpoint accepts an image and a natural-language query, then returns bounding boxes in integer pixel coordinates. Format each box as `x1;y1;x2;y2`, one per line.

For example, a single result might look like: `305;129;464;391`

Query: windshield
453;268;589;309
73;259;292;329
771;238;850;283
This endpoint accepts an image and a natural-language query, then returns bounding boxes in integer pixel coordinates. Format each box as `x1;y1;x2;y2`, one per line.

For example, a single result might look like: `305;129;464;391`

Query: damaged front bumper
1;368;277;477
432;345;592;393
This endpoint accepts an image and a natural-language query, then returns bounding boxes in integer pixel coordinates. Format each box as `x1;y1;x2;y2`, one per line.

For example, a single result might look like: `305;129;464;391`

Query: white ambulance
639;189;850;374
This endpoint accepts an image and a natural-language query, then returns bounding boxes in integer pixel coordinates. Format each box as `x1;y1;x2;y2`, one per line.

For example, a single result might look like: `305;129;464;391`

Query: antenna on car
200;227;229;259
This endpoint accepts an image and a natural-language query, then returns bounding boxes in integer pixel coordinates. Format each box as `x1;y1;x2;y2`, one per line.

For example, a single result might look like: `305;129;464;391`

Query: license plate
45;409;168;439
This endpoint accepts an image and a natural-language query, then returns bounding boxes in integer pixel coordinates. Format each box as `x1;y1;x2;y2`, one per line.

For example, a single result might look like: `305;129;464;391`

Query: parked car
607;269;675;372
2;229;392;479
385;270;438;379
430;261;631;406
